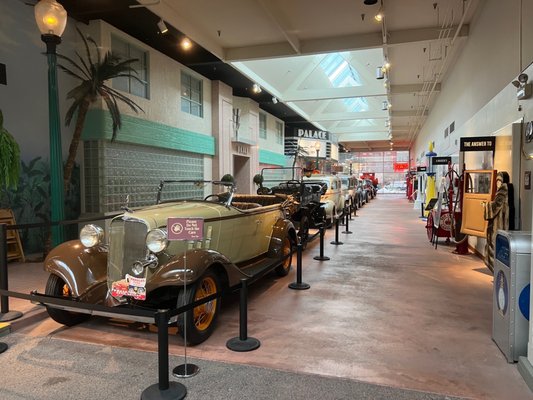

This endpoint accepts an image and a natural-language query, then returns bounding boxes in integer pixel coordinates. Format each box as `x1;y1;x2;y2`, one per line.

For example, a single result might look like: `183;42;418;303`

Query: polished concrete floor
4;194;533;399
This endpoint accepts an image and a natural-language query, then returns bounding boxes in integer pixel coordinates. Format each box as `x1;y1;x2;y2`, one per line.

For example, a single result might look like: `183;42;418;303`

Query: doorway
234;155;251;193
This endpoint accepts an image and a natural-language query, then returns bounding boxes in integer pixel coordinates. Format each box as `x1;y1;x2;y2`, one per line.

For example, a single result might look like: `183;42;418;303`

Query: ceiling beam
256;0;300;54
309;110;389;122
330;126;388;134
392;110;429;117
390;83;441;94
225;25;469;61
308;109;426;122
334;132;390;141
388;25;469;46
283;86;387;102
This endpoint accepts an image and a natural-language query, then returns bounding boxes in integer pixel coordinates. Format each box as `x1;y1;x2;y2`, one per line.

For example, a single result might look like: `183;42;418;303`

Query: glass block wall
84;140;204;213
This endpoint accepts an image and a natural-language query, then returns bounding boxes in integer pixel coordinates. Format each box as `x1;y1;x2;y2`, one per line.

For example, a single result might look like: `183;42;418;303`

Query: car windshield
261;167;302;186
340;177;349;188
156;180;235;205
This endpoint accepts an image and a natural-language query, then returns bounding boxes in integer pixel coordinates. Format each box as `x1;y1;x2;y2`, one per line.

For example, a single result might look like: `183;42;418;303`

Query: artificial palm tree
58;27;143;189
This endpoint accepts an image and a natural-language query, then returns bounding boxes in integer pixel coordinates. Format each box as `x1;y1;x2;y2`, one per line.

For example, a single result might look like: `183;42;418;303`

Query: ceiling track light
252;83;262;94
374;7;383;22
180;37;192;50
157;19;168;34
363;0;378;4
382;100;389;111
376;66;384;79
272;96;278;104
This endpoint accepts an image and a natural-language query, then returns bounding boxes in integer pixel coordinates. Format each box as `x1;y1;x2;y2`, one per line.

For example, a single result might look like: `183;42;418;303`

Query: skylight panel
319;53;362;88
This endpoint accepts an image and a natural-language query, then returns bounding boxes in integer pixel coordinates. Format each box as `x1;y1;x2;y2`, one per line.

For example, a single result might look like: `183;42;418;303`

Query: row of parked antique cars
42;168;376;345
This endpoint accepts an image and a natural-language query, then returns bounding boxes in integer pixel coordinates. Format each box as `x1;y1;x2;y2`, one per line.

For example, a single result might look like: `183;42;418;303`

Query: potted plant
0;109;20;191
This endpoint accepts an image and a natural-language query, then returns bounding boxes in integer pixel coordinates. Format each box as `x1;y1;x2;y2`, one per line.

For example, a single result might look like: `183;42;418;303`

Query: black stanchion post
330;217;344;245
313;225;330;261
141;309;187;400
343;207;352;235
226;279;260;352
0;224;22;322
289;243;310;290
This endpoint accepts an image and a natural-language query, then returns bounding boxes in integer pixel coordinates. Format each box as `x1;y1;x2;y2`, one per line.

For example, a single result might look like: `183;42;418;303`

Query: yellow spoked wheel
177;269;221;345
193;276;218;331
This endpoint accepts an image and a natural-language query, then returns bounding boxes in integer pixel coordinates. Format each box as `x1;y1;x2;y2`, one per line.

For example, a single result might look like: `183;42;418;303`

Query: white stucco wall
260;112;285;154
84;20;213;136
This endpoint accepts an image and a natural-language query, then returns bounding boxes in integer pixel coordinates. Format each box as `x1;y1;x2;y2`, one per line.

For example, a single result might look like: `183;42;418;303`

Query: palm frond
57;53;91;80
101;93;121;141
57;64;87;82
66;82;93;101
98;55;139;81
75;51;92;77
76;26;94;72
100;86;144;113
65;97;85;126
86;35;102;66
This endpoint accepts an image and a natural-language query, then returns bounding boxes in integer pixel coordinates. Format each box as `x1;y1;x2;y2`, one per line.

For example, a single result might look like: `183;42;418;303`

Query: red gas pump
406;171;417;200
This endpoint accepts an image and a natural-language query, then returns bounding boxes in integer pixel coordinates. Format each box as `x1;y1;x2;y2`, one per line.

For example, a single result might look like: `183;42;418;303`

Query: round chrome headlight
146;229;168;253
131;262;144;276
80;224;104;248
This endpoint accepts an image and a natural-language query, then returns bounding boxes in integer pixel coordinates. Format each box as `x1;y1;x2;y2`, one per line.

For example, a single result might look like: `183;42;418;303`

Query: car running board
238;257;282;283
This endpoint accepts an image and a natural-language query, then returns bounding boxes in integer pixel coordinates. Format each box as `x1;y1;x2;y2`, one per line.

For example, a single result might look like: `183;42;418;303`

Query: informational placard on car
167;217;204;241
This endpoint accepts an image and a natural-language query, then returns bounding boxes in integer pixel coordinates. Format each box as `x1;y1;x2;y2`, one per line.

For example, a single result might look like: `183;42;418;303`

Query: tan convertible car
43;181;297;344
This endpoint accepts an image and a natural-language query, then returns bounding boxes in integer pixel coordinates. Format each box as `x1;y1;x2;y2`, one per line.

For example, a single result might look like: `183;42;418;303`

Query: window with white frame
259;113;267;139
181;72;203;117
111;35;149;99
275;121;283;144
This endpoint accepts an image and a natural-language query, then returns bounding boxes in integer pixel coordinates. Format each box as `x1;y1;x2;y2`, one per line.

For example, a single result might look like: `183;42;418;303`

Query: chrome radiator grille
107;218;148;288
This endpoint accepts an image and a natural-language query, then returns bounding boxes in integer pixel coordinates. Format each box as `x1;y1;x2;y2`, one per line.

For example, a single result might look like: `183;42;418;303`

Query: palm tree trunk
64;100;90;192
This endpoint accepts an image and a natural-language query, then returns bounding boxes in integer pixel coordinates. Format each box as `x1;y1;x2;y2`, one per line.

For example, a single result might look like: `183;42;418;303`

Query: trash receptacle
492;230;531;363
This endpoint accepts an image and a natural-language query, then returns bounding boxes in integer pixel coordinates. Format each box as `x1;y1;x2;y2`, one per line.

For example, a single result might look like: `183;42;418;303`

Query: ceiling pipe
407;0;473;150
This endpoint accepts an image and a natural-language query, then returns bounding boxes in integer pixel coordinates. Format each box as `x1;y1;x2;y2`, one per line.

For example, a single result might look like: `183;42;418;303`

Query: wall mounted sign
168;217;204;241
288;128;330;141
393;162;409;172
416;166;427;172
460;136;496;152
432;156;452;165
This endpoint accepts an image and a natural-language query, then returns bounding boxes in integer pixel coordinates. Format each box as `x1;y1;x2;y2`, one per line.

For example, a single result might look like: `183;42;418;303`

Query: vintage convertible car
42;181;297;345
253;167;327;245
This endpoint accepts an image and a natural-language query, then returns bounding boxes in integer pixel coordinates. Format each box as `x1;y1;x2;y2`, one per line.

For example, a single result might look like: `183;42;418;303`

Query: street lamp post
314;141;321;173
35;0;67;246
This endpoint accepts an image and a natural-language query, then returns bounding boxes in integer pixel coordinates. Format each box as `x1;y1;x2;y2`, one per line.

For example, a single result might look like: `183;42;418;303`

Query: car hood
118;201;225;229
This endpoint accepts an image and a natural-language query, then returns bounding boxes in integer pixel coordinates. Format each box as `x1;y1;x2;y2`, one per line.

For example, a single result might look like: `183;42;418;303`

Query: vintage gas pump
406;173;413;199
414;166;427;215
424;142;437;217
